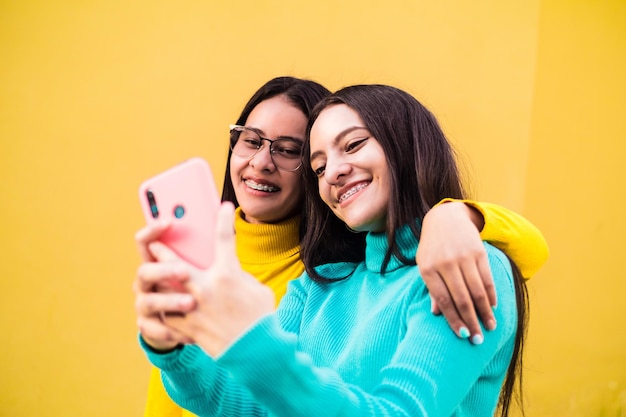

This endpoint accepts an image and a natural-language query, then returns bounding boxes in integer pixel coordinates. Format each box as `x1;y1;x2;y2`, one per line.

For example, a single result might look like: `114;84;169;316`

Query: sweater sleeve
437;198;549;279
216;247;519;416
137;277;310;417
139;336;264;416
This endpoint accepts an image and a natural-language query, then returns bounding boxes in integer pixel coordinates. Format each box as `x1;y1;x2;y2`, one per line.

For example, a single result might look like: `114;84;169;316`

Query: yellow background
1;0;624;415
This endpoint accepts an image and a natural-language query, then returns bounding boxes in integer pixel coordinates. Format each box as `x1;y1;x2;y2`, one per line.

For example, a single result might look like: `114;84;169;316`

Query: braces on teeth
246;180;278;192
339;183;367;202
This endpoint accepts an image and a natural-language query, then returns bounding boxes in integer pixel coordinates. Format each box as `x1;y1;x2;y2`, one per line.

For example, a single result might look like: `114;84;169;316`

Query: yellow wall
523;1;626;415
0;1;623;415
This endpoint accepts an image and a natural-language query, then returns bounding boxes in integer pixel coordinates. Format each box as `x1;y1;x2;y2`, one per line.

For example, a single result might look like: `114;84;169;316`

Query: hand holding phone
138;157;220;270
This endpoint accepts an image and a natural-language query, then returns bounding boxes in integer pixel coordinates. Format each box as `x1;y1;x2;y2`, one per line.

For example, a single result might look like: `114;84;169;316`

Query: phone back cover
138;158;220;269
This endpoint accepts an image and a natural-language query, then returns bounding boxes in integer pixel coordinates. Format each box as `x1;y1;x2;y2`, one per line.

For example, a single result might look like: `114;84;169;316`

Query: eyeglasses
229;124;303;172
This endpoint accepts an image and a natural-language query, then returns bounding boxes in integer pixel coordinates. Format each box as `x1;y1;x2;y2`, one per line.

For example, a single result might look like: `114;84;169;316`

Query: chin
345;218;385;233
344;221;369;233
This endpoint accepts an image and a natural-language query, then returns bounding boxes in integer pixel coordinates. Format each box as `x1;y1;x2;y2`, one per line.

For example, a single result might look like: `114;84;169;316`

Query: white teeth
339;183;368;203
245;179;279;192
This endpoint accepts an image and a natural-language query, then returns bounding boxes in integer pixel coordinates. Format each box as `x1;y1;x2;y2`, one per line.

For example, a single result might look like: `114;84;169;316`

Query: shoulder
483;243;520;335
483;242;516;297
484;242;514;277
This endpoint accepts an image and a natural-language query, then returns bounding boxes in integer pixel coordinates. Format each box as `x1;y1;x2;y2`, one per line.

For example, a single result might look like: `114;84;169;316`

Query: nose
324;156;351;185
249;142;276;172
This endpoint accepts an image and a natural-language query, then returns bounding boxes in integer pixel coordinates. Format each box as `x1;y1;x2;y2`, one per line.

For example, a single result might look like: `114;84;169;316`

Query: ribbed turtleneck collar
234;207;301;265
364;225;419;273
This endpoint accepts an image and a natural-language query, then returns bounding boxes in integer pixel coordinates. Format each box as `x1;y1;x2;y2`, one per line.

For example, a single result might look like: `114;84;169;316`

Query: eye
242;136;262;148
312;164;325;177
345;137;369;152
273;140;302;159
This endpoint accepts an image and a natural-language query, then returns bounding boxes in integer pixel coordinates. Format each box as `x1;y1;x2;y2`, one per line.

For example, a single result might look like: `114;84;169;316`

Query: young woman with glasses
135;77;548;417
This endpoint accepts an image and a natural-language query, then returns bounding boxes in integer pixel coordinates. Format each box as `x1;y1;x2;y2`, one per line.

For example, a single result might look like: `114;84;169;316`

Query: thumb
212;202;238;267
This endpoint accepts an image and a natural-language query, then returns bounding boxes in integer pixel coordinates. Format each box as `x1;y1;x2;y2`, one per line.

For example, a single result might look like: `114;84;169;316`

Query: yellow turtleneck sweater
142;202;548;417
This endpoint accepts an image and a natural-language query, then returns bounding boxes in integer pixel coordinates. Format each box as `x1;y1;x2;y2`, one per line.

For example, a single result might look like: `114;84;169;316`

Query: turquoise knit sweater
142;225;518;416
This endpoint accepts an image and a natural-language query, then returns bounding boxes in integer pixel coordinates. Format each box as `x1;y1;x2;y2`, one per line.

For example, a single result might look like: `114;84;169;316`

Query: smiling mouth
339;183;368;203
245;179;279;193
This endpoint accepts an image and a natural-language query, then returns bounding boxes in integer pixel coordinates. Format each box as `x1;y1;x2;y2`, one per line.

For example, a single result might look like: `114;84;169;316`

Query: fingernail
459;327;470;339
471;334;484;345
486;319;497;331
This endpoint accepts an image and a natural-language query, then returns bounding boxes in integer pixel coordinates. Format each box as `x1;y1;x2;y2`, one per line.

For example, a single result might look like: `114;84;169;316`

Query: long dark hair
301;84;528;417
301;84;465;274
498;261;529;417
221;76;331;218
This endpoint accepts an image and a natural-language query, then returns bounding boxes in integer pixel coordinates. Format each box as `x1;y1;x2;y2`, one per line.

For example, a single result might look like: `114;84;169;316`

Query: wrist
463;202;485;232
140;334;182;354
423;201;485;236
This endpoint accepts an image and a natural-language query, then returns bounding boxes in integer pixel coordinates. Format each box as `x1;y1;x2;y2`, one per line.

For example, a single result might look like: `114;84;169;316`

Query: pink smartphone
138;157;220;270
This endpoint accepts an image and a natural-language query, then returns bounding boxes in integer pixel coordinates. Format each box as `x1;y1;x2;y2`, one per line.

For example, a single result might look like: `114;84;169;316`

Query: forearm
437;198;549;278
217;315;352;417
139;335;258;416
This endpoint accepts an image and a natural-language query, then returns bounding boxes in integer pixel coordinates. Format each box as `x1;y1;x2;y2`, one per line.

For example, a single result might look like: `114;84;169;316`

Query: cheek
283;172;304;198
229;154;246;179
317;180;332;205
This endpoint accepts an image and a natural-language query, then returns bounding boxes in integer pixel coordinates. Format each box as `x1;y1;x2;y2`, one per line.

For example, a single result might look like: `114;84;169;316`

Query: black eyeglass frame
229;124;303;172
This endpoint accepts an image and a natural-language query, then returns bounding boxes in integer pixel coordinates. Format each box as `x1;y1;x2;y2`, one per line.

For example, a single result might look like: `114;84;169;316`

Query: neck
234;207;301;263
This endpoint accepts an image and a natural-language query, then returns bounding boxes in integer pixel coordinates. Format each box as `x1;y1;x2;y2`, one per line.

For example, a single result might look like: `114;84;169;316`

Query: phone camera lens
146;190;159;219
174;205;185;219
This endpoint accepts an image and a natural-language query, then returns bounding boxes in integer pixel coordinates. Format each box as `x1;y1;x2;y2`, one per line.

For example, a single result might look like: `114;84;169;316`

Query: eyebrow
310;126;368;162
244;126;303;143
